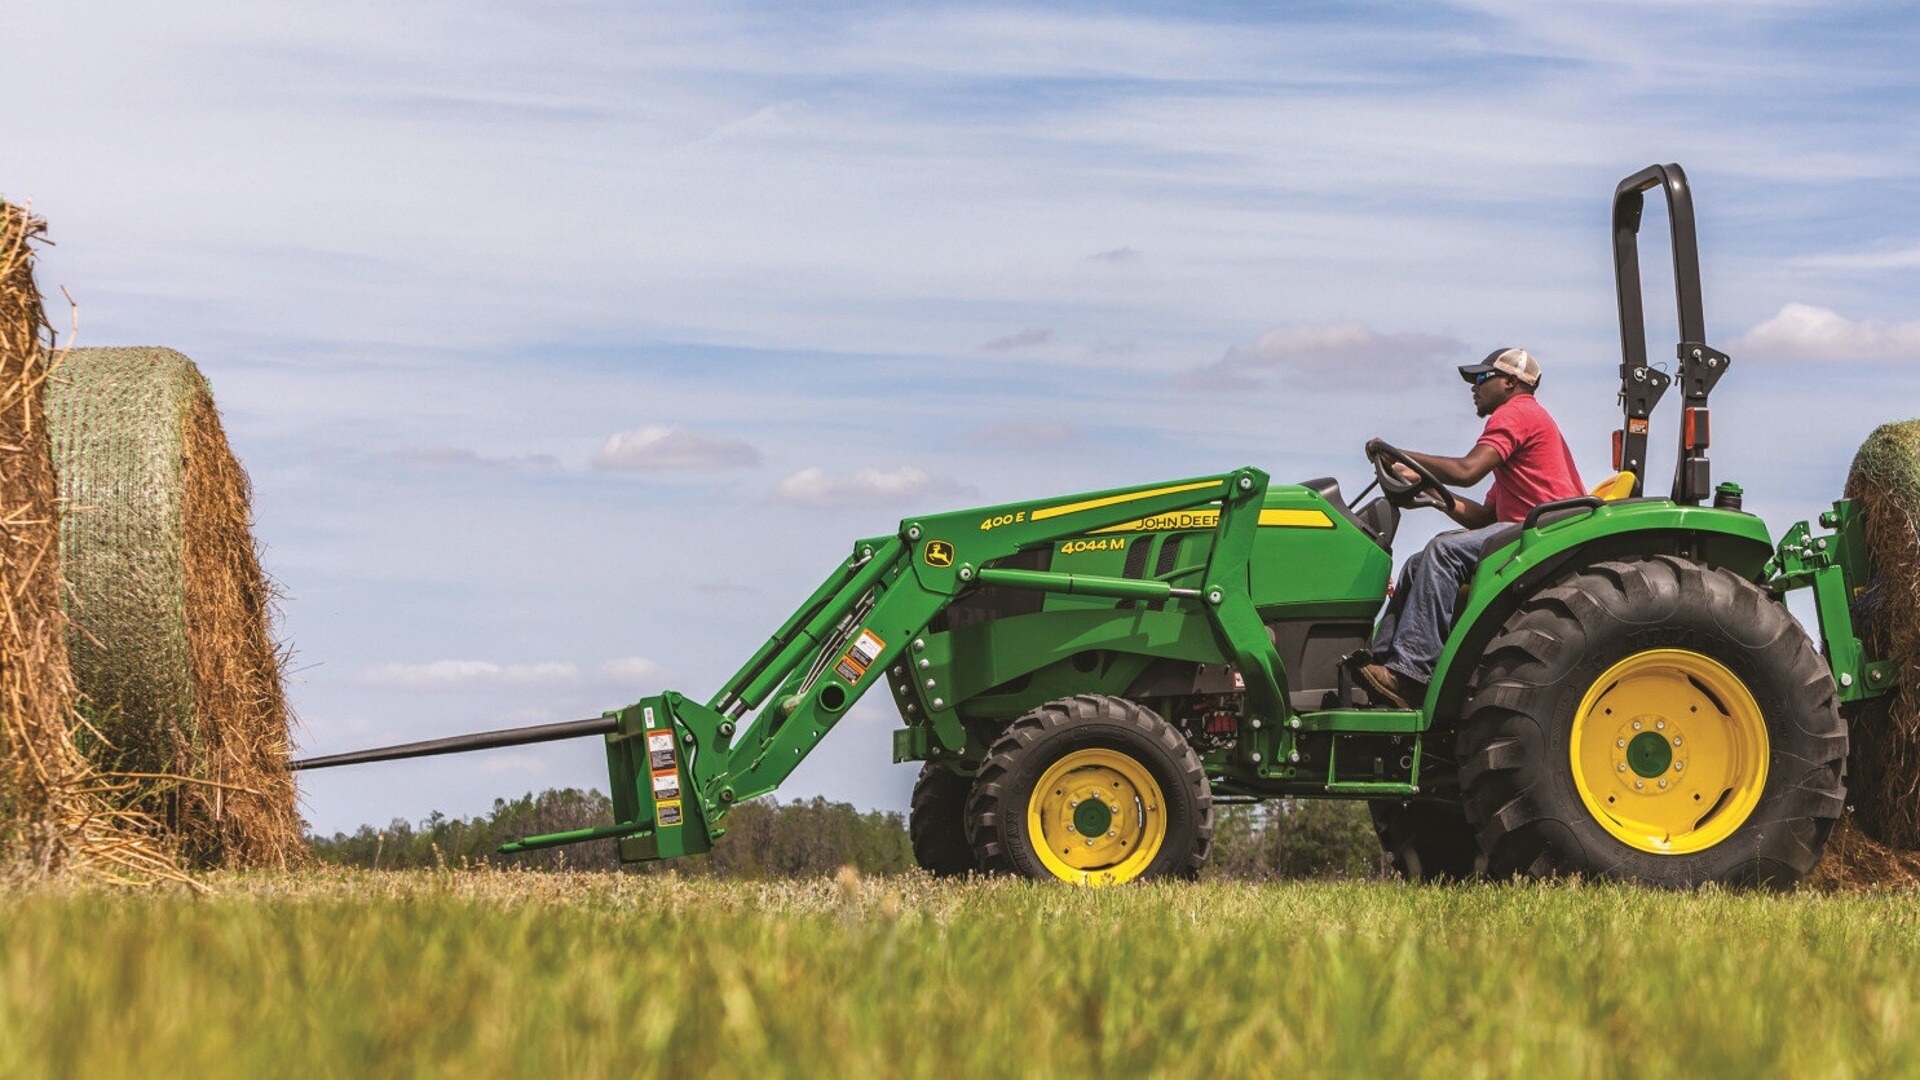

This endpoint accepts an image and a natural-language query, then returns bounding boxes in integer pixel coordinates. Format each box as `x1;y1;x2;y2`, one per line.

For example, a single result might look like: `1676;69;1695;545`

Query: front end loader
297;164;1895;888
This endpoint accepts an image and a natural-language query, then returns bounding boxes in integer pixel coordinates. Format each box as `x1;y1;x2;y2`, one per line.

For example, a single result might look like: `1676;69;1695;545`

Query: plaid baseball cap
1458;347;1541;388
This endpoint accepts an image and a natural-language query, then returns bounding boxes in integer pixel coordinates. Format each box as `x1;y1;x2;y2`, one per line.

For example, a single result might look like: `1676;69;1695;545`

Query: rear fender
1422;502;1775;727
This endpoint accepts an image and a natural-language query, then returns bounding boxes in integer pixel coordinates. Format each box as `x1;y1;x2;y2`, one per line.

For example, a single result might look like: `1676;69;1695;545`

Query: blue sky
7;1;1920;834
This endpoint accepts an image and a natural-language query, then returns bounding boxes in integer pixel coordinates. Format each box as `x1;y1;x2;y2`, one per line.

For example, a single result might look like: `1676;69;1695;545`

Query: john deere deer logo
923;540;955;567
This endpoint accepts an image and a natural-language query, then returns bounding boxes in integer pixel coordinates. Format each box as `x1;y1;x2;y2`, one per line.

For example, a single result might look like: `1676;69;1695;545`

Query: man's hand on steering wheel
1365;439;1454;512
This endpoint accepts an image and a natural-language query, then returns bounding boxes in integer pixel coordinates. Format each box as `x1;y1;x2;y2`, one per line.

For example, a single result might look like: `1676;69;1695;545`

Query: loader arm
410;468;1287;861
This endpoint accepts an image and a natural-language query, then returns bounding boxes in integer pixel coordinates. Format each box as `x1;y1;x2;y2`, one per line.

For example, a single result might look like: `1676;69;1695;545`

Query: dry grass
48;347;298;869
9;870;1920;1077
0;203;180;884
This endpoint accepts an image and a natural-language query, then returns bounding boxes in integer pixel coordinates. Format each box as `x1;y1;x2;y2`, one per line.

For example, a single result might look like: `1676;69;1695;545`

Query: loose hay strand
0;202;182;885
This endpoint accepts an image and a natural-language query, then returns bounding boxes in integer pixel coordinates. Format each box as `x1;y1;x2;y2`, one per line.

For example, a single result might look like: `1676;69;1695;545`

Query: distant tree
306;790;910;876
308;789;1381;879
1204;800;1387;880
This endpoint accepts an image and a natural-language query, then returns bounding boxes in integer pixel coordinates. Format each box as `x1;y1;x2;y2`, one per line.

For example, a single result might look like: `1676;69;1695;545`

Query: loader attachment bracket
1768;500;1897;704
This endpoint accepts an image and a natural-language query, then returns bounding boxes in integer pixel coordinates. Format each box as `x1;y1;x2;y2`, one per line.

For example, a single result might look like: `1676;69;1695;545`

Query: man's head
1459;347;1541;417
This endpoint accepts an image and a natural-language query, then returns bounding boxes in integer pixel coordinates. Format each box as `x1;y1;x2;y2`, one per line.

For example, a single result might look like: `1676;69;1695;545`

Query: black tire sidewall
910;763;976;876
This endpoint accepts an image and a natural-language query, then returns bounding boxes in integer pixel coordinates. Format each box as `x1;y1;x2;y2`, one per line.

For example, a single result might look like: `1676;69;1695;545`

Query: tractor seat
1590;471;1635;501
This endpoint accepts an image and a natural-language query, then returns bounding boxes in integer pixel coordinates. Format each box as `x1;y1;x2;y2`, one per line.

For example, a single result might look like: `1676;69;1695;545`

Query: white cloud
774;466;973;508
593;426;762;471
597;656;668;683
358;660;581;689
1179;322;1465;391
1728;303;1920;364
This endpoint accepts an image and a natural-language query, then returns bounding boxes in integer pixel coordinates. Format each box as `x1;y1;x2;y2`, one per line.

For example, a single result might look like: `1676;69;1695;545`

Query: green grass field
4;871;1919;1078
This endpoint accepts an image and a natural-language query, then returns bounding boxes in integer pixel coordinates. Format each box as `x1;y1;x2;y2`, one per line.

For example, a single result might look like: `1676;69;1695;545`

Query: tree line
306;788;1386;879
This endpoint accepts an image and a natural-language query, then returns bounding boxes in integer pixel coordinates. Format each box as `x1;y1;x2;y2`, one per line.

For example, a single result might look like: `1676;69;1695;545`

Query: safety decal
652;770;681;802
643;705;658;728
657;800;684;827
834;628;887;684
1628;418;1650;435
923;540;954;567
647;729;676;771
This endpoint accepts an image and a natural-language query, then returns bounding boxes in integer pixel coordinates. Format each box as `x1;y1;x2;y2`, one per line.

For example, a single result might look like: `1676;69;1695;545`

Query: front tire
967;695;1212;885
1457;556;1846;888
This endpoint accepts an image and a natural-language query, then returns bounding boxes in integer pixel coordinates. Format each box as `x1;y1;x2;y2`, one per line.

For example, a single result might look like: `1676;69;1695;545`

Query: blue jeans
1371;524;1508;685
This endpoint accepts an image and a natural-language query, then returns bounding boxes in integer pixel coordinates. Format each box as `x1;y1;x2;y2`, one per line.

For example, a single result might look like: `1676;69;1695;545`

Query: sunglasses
1473;371;1501;385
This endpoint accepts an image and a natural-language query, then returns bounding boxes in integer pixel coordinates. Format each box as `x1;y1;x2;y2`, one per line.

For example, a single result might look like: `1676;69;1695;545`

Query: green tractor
299;164;1889;888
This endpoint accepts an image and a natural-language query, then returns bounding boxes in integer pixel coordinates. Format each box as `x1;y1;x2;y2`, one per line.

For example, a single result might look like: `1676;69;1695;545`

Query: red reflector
1611;429;1623;470
1684;408;1710;450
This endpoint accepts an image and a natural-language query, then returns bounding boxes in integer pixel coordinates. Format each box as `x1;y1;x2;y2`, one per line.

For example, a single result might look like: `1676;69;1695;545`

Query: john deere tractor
300;164;1889;888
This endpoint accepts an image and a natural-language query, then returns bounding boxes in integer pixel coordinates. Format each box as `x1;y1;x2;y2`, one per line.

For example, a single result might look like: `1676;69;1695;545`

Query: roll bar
1611;163;1727;504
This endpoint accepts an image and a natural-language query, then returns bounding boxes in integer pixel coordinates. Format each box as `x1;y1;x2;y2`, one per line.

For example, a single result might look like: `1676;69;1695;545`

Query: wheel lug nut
1107;830;1116;837
1656;720;1666;730
1086;839;1094;846
1617;739;1626;748
1673;738;1682;747
1633;721;1643;731
1635;780;1645;789
1067;824;1076;833
1659;779;1668;789
1674;762;1683;771
1617;764;1627;773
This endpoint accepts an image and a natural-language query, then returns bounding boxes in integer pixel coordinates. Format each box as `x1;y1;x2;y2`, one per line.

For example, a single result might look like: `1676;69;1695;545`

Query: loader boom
496;468;1296;859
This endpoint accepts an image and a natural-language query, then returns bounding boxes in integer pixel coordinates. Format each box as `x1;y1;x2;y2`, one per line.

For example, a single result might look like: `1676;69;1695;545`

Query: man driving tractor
1358;347;1585;709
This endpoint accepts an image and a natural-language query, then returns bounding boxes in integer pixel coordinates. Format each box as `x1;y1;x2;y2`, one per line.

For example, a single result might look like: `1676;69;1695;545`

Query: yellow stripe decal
1258;508;1334;528
1091;507;1334;534
1030;480;1220;522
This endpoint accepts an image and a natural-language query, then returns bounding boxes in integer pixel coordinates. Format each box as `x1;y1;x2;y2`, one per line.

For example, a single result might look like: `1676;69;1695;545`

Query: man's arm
1400;443;1501;488
1438;490;1496;529
1366;438;1501;528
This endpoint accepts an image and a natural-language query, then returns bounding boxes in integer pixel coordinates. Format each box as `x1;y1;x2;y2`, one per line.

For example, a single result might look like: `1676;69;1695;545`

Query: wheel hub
1027;748;1166;886
1570;649;1768;855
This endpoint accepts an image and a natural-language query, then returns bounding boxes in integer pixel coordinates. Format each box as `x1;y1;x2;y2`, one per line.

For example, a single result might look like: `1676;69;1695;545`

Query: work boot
1358;663;1426;711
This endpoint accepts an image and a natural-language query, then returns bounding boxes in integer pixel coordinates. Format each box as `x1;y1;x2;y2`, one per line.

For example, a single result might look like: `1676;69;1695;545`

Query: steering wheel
1367;440;1453;512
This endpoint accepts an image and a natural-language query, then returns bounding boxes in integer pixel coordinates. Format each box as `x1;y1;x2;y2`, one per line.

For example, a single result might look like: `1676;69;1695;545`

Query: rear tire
1457;556;1846;888
1369;800;1482;881
909;763;977;876
967;695;1212;884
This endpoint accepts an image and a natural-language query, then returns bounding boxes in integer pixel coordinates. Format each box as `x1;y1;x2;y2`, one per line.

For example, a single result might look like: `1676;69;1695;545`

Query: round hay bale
0;205;174;880
1841;419;1920;851
48;346;298;868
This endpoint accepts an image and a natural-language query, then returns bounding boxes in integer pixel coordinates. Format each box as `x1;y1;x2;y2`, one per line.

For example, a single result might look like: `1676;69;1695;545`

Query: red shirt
1476;394;1585;523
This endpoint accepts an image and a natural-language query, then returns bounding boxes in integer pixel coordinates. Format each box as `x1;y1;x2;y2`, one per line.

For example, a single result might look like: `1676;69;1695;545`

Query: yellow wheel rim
1569;648;1769;855
1027;748;1167;886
